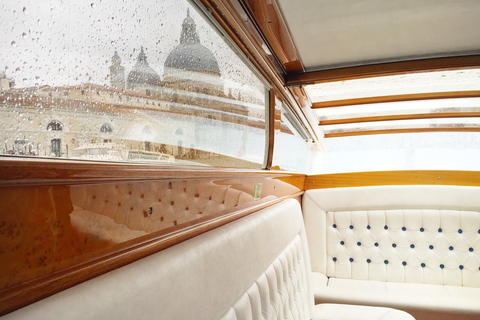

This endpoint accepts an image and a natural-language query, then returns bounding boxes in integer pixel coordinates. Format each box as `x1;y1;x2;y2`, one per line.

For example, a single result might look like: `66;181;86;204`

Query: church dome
164;10;220;77
127;47;161;87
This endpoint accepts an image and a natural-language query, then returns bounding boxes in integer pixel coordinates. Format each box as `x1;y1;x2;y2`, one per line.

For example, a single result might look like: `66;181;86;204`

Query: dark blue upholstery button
333;224;337;228
449;246;454;251
420;227;424;232
367;225;371;230
384;225;388;230
410;244;415;249
384;260;389;264
367;259;371;263
438;228;442;233
440;264;444;269
458;229;463;234
421;263;426;268
478;229;480;234
402;261;407;266
340;241;345;245
459;265;464;270
392;243;397;248
429;245;434;250
333;257;337;262
402;227;406;231
357;242;361;246
469;247;474;252
349;225;354;229
375;242;379;247
349;258;354;262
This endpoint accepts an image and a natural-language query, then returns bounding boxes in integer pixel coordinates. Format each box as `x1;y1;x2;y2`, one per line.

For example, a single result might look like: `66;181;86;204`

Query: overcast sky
0;0;263;95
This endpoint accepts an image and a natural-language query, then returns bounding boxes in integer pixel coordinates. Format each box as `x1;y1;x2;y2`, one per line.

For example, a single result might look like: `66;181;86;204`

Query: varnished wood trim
241;0;303;72
305;171;480;189
265;90;276;169
287;55;480;86
320;111;480;126
312;91;480;109
324;127;480;138
0;157;306;186
0;191;304;316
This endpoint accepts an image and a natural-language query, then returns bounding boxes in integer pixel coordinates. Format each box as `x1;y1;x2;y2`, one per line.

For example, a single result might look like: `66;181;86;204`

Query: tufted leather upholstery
3;199;414;320
303;186;480;320
326;209;480;286
220;235;312;320
69;180;254;239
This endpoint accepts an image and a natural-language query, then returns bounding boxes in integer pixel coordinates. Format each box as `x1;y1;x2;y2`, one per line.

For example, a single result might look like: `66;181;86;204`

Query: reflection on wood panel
0;159;305;315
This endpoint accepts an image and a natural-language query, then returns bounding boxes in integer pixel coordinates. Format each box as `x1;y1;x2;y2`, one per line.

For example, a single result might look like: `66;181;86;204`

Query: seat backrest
303;186;480;287
3;198;314;320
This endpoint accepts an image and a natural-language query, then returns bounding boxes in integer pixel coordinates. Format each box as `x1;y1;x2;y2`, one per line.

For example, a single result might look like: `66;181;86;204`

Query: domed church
109;10;225;98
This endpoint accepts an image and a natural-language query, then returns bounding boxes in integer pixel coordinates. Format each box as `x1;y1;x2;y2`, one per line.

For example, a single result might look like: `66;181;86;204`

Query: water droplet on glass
11;41;16;47
22;7;27;14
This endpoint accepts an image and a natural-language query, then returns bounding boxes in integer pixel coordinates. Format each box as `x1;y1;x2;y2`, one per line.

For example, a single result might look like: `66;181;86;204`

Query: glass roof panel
304;69;480;103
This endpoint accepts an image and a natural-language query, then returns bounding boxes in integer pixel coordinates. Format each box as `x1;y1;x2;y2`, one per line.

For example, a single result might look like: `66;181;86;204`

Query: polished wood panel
0;157;305;315
286;55;480;86
312;91;480;109
320;111;480;125
242;0;303;73
324;127;480;138
305;170;480;189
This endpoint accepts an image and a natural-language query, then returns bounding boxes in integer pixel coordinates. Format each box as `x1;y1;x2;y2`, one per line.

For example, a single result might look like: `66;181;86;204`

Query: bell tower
109;51;125;90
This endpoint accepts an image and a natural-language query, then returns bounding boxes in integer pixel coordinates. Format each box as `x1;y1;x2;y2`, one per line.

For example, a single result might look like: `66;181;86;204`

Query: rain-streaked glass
0;0;267;167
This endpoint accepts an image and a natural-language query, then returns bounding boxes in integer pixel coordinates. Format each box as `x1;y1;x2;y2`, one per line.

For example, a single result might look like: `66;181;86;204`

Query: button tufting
375;242;379;247
459;265;464;270
410;244;415;249
367;259;371;263
333;257;337;262
384;225;388;230
402;261;407;266
440;264;444;269
449;246;454;251
420;227;424;232
421;263;426;268
429;245;434;250
392;243;396;248
438;228;442;233
349;258;354;262
357;242;361;246
367;225;371;229
458;229;463;234
333;224;337;228
402;227;406;231
349;225;354;229
384;260;389;264
469;247;474;252
340;241;344;245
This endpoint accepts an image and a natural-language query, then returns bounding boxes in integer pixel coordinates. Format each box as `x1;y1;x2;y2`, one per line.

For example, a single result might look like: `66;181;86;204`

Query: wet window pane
0;0;267;167
272;104;309;172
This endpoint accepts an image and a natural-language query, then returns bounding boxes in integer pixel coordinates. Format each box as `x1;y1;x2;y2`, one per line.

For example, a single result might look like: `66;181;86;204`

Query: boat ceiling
241;0;480;139
276;0;480;72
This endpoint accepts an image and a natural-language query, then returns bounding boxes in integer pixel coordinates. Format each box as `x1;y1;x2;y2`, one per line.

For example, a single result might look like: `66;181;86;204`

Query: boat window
272;104;310;172
0;0;268;168
304;68;480;173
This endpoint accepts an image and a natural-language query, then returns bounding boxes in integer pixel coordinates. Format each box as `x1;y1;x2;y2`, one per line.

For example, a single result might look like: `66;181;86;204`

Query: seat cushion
312;303;415;320
313;273;480;320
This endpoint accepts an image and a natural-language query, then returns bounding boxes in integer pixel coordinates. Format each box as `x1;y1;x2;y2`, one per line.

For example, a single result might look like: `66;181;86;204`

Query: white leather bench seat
303;186;480;320
2;199;414;320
